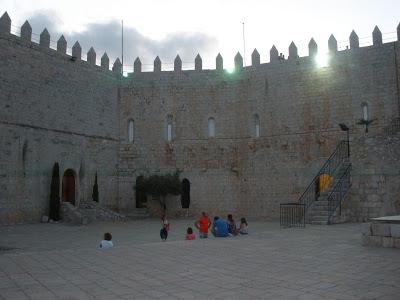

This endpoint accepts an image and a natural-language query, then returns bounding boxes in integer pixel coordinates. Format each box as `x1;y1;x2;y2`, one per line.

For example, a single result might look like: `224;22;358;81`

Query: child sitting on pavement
185;227;196;240
99;232;114;248
238;217;248;235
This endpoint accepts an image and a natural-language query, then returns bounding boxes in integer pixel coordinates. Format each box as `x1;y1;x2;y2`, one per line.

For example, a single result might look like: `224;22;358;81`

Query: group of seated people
99;212;249;248
210;214;248;237
192;212;248;239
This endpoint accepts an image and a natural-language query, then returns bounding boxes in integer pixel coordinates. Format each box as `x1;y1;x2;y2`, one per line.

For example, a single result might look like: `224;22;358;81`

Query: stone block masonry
362;218;400;249
1;11;400;222
0;26;120;223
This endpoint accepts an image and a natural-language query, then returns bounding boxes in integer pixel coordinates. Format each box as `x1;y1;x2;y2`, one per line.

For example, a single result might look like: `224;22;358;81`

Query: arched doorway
62;169;76;205
135;176;147;208
181;178;190;208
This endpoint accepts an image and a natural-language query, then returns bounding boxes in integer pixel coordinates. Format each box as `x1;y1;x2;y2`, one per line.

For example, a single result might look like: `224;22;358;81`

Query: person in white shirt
238;218;248;235
99;232;114;248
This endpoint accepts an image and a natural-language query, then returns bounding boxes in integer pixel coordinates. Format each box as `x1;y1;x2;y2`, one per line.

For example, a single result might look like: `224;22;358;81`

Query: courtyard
0;220;399;299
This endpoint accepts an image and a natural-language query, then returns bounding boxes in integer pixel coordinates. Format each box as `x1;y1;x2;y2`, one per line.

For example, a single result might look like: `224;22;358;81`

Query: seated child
185;227;196;240
227;214;237;236
100;232;114;248
238;217;248;235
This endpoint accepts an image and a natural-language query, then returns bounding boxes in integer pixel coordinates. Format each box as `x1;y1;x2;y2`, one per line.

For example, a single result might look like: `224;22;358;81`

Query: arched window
166;115;173;142
362;103;369;121
254;114;260;138
208;117;215;138
128;119;135;143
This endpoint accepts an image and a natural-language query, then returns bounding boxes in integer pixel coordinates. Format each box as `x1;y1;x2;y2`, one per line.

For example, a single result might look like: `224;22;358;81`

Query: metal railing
298;140;349;210
280;140;350;228
280;203;306;228
383;117;400;136
327;164;352;224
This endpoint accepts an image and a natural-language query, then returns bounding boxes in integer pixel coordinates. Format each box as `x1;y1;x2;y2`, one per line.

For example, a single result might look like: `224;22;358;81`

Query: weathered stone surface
382;236;394;248
57;35;67;53
20;21;32;41
0;19;400;223
154;56;161;72
134;57;142;73
362;235;382;247
87;47;96;66
216;53;223;70
195;54;202;71
394;238;400;249
361;223;372;235
371;223;391;237
390;224;400;238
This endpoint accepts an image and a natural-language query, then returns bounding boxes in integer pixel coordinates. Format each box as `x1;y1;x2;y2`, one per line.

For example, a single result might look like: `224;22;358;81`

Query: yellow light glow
315;53;330;68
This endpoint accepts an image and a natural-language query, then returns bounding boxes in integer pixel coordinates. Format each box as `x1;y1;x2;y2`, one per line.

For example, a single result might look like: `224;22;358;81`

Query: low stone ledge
371;223;391;237
362;234;382;247
361;216;400;249
390;224;400;238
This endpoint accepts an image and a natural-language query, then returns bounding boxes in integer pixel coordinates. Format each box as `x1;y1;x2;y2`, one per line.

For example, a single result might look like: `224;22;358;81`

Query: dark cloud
25;10;218;71
25;10;61;38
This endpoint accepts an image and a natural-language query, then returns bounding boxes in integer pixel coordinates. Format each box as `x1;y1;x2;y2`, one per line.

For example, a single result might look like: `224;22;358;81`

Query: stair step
309;220;328;225
308;211;329;216
125;209;150;219
310;215;329;221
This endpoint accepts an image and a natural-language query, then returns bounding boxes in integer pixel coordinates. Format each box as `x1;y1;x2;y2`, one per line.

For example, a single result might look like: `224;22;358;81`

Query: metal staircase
280;140;352;227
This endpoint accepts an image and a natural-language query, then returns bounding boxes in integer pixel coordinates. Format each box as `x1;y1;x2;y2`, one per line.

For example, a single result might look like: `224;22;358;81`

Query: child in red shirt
195;211;211;238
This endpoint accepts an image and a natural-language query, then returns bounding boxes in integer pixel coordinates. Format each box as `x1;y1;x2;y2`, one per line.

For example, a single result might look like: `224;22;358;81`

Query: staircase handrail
298;140;349;210
327;163;352;224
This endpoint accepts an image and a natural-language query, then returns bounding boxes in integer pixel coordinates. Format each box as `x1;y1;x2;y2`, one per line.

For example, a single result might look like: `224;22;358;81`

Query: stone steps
125;208;150;220
306;162;351;225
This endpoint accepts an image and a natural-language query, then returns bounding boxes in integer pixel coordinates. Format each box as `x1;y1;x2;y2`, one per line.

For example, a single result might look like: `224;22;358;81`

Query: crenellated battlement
0;11;399;79
1;11;400;224
0;11;122;76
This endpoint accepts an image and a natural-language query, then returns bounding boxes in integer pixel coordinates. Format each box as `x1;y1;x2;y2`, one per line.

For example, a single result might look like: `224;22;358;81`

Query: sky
1;0;399;72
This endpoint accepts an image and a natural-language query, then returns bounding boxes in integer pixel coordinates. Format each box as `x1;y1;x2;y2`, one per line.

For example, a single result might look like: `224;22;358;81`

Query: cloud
25;10;62;37
25;10;218;71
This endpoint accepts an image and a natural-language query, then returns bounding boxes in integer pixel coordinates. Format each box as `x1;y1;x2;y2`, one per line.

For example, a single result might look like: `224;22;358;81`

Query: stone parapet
362;216;400;249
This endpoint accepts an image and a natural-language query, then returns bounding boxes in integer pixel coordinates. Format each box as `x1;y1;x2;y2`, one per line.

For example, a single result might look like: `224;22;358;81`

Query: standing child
160;214;170;241
185;227;196;240
99;232;114;248
195;211;211;239
238;217;248;235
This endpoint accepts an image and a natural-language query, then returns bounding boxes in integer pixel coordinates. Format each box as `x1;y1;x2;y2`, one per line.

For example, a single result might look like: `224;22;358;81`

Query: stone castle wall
0;30;120;224
118;40;400;218
1;11;399;222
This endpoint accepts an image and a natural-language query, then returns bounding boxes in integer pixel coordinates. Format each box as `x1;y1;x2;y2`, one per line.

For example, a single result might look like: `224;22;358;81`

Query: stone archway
62;169;76;206
181;178;190;208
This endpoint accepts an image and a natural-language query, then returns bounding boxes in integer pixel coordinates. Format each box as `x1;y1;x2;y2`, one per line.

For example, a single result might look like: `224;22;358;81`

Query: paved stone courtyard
0;220;399;299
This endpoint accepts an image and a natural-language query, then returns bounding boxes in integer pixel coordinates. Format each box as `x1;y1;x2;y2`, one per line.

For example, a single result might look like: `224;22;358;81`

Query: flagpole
121;19;124;75
242;22;246;66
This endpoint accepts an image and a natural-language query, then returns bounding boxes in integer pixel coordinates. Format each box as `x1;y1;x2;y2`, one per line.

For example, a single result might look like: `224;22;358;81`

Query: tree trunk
161;195;167;214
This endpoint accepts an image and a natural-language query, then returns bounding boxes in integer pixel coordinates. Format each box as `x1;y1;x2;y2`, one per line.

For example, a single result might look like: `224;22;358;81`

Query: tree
135;171;181;213
49;162;60;221
92;172;99;202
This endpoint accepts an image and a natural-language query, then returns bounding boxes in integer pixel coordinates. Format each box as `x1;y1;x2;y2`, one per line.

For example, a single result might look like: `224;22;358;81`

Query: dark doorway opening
135;176;147;208
62;169;76;205
181;178;190;208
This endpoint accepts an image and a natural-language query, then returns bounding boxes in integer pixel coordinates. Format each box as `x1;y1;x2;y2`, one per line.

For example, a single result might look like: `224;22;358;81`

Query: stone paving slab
0;220;399;299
